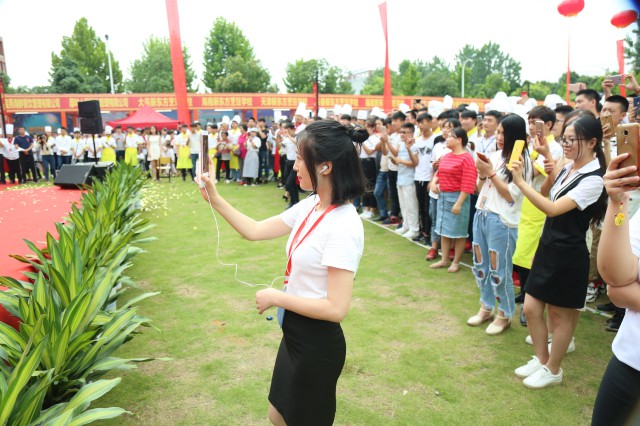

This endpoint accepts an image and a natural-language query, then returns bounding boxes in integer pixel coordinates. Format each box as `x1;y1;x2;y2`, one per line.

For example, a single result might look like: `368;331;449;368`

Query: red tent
107;106;180;130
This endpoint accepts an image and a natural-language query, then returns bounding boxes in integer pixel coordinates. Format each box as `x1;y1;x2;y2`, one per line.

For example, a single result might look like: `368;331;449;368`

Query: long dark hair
297;120;368;205
499;114;531;184
569;116;607;225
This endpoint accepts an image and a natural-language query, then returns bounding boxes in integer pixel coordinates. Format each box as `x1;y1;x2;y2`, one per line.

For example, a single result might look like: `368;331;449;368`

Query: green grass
96;179;614;425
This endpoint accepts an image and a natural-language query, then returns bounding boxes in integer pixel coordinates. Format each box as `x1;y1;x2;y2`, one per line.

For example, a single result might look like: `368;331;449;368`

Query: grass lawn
97;179;614;425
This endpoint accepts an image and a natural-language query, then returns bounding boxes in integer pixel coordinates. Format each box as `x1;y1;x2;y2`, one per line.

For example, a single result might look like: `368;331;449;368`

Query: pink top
437;152;477;194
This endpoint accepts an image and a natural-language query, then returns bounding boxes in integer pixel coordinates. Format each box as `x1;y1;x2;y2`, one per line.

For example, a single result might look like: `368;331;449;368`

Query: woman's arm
476;157;514;203
385;138;399;156
199;157;291;241
256;267;354;322
607;284;640;311
452;192;469;215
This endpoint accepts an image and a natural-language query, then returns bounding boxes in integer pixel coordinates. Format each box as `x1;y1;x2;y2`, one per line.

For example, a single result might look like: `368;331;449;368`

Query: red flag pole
379;2;392;113
617;39;626;97
165;0;190;126
566;29;571;104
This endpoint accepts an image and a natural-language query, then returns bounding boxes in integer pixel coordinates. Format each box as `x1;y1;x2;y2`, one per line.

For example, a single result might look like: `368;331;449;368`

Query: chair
158;157;172;182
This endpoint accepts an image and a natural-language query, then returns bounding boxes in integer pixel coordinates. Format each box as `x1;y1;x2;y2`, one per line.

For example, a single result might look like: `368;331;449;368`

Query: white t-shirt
189;131;200;154
475;150;528;228
476;134;497;155
413;134;435;182
429;142;451;199
281;136;297;161
125;133;142;149
387;133;401;172
0;138;19;160
613;209;640;371
279;195;364;300
359;135;378;159
86;138;103;159
550;158;604;210
56;135;73;156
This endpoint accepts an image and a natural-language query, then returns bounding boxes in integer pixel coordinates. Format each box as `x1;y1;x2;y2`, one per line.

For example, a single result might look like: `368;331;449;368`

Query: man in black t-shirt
257;118;270;183
13;126;38;184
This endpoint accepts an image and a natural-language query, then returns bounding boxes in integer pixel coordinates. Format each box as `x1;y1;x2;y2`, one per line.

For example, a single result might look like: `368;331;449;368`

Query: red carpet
0;185;84;329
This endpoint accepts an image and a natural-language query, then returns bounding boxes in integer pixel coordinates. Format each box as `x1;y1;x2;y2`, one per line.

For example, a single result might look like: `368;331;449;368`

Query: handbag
233;146;241;156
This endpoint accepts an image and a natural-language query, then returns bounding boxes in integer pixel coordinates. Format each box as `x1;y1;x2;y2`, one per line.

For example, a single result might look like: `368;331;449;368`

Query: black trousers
0;154;5;183
388;170;400;217
361;158;377;208
285;161;300;205
216;159;230;180
116;150;125;162
19;152;37;182
592;355;640;426
468;193;478;241
415;180;431;237
6;158;21;183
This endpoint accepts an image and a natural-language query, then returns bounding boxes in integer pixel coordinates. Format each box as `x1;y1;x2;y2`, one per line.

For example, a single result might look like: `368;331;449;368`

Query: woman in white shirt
359;118;380;219
467;115;532;335
242;128;260;185
592;152;640;426
198;120;367;426
147;125;162;181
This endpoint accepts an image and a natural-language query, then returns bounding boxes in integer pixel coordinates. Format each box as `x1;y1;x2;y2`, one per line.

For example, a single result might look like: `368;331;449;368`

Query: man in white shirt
56;127;74;167
85;134;103;162
413;113;437;244
114;125;126;162
475;110;500;155
188;122;200;180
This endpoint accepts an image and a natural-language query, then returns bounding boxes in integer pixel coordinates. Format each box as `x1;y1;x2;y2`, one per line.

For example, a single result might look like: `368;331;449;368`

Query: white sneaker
404;230;421;239
514;356;543;378
395;227;409;235
549;337;575;354
523;365;563;389
585;283;602;303
361;211;374;220
525;334;552;345
359;211;368;218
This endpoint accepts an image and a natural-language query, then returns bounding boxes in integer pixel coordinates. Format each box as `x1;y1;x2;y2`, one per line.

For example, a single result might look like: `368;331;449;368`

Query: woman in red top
430;127;478;272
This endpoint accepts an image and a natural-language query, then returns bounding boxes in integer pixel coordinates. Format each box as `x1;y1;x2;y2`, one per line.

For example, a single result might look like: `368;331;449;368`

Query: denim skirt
435;191;470;239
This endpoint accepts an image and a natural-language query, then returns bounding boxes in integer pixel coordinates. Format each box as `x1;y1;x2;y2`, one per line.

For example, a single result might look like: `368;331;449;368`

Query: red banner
165;0;190;125
379;2;392;113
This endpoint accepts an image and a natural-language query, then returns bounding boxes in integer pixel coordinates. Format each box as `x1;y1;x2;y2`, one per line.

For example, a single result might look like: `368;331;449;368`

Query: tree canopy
50;17;123;93
126;36;196;93
283;59;353;94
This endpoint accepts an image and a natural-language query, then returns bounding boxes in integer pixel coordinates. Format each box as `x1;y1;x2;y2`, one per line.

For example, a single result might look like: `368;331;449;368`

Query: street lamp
461;56;474;98
105;34;114;94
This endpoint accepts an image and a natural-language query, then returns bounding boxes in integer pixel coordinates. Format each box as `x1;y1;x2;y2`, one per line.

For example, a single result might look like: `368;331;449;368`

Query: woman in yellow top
101;126;117;163
175;124;193;181
124;126;140;165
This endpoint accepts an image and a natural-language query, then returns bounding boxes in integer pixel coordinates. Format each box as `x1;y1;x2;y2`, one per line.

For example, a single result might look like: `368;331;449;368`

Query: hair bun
349;127;369;144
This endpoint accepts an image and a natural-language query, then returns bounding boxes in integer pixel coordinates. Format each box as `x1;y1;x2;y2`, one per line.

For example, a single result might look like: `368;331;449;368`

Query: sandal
447;263;460;273
430;260;450;269
467;308;494;326
485;315;512;336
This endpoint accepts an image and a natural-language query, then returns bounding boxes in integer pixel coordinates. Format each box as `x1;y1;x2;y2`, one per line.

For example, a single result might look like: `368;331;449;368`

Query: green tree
50;17;123;93
203;17;255;91
284;59;353;94
216;56;274;93
50;56;104;93
625;18;640;75
126;36;196;93
454;42;522;97
397;60;421;96
360;68;399;95
416;57;458;97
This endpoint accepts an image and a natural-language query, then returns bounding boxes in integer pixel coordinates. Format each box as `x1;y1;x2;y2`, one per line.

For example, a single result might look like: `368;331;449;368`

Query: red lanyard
284;202;338;286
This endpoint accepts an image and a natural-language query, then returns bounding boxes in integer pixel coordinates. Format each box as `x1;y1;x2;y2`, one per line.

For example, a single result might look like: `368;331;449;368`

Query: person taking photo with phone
198;120;366;426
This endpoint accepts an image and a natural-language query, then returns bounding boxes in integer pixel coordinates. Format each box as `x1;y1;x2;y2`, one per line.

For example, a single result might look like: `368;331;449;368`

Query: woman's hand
510;160;524;184
197;155;218;202
452;202;461;215
533;133;551;158
256;288;281;314
543;158;556;174
475;157;493;178
604;153;640;202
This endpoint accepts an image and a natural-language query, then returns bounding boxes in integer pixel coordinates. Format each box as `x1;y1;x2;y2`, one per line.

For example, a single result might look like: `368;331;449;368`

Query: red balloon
557;0;585;17
611;10;639;29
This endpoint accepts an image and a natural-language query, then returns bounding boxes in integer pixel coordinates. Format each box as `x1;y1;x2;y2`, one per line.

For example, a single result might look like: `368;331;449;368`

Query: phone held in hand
607;74;624;85
535;120;544;136
601;115;614;131
476;152;489;163
617;123;640;186
633;96;640;110
507;140;525;171
199;133;209;188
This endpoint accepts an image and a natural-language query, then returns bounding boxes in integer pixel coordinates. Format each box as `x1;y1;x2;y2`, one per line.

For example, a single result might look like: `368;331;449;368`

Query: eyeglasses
561;136;584;147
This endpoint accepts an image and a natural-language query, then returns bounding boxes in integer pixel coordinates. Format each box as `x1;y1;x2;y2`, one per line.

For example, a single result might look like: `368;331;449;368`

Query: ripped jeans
472;210;517;319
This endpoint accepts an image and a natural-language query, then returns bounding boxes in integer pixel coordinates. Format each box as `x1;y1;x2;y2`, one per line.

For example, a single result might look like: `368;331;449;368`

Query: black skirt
269;310;346;426
525;242;589;309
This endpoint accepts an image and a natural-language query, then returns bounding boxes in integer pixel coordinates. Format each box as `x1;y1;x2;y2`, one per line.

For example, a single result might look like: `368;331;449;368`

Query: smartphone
608;74;624;85
507;140;526;170
568;83;581;93
199;133;209;187
634;96;640;110
601;114;614;130
617;123;640;185
476;152;489;163
535;120;544;136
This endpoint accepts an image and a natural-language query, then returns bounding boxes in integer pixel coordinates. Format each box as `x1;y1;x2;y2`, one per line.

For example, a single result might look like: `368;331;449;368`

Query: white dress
242;136;260;179
147;135;161;161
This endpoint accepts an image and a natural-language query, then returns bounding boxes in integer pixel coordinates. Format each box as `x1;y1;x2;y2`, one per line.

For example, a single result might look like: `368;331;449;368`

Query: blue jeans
472;210;517;318
42;155;56;181
373;171;389;218
258;150;270;180
190;153;199;179
429;196;440;243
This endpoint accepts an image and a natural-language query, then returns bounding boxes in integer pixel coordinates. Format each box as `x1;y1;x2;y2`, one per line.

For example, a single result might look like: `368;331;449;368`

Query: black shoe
514;292;525;304
374;216;388;222
596;302;615;312
605;312;624;332
412;234;424;242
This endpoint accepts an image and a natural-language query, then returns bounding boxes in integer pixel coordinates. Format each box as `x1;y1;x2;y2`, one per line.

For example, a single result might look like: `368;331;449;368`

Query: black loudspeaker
54;164;96;188
94;162;114;181
78;100;103;134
